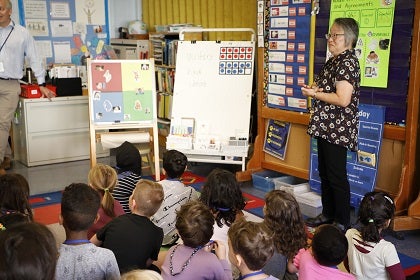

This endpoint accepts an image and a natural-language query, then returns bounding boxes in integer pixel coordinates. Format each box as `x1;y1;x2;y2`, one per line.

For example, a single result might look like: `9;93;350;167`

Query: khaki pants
0;80;20;163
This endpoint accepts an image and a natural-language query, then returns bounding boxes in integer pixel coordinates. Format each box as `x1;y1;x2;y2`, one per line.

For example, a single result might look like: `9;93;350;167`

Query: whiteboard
171;40;255;143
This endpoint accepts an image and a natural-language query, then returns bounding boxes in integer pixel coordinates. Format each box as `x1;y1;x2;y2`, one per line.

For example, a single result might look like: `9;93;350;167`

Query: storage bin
20;84;56;98
273;176;309;194
295;191;323;218
251;170;286;192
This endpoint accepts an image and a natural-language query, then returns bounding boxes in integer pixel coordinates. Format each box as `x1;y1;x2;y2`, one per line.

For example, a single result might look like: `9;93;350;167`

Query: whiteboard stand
88;59;160;181
169;28;255;172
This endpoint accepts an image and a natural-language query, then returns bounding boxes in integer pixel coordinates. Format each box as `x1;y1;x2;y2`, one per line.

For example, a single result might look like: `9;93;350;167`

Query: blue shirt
0;20;45;83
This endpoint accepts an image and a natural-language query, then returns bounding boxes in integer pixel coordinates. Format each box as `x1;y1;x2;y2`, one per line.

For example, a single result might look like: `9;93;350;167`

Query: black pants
317;138;350;227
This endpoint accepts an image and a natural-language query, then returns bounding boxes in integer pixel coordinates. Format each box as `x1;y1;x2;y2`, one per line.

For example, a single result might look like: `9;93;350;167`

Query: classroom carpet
29;173;420;278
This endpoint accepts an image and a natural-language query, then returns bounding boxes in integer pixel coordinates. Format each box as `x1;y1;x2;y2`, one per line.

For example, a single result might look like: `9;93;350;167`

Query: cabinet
13;96;107;167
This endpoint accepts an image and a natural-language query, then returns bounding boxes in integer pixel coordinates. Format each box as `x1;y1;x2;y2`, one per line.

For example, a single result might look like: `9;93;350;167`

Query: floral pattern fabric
308;49;360;151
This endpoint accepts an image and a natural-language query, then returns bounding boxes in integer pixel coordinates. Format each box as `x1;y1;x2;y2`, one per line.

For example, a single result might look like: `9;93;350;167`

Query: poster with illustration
329;0;395;88
89;60;155;124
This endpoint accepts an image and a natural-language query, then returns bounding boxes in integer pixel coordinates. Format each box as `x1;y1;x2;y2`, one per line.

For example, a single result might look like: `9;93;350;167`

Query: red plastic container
20;84;56;98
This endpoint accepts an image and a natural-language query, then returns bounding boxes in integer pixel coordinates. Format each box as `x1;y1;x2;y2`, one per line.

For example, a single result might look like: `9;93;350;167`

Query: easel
169;28;256;172
88;59;160;180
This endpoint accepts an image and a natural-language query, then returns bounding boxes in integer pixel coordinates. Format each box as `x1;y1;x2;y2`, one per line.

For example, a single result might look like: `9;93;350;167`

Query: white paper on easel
100;132;150;149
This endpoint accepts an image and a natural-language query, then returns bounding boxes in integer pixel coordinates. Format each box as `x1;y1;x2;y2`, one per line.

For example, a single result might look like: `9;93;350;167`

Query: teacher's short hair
334;17;359;49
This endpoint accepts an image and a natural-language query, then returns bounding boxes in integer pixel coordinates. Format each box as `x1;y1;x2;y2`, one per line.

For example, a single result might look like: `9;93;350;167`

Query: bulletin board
17;0;110;65
88;59;156;125
171;40;255;144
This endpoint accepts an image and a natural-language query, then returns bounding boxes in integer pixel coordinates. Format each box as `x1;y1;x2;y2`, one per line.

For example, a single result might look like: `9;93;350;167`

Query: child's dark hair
61;183;101;231
176;200;214;248
0;173;33;221
162;149;187;179
0;222;58;280
228;219;274;271
0;212;31;229
358;191;395;243
199;168;246;227
263;190;307;259
311;224;348;267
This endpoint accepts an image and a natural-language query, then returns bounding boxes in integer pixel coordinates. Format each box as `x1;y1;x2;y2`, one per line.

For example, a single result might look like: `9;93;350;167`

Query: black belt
0;77;17;80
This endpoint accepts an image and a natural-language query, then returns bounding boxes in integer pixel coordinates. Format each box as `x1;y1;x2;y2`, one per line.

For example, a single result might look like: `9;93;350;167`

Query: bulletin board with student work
167;29;256;171
17;0;111;66
87;59;160;179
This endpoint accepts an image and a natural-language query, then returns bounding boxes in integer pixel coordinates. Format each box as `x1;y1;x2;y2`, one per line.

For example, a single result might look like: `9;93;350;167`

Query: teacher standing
0;0;55;175
302;18;360;232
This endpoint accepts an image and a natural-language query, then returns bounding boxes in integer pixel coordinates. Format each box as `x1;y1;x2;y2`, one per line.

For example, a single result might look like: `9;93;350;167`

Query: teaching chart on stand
88;60;156;125
170;40;255;153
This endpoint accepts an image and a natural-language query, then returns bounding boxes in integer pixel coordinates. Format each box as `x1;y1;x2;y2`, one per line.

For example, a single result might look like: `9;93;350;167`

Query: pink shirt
294;249;355;280
87;200;125;239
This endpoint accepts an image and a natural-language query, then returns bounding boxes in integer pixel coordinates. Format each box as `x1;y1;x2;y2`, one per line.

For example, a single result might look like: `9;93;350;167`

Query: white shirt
346;228;401;280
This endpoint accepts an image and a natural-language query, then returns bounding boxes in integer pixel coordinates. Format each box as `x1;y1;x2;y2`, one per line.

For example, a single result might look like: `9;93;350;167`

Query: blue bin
251;170;287;192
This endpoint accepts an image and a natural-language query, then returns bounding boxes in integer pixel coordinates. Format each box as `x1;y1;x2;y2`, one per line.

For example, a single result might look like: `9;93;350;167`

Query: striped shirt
113;171;141;213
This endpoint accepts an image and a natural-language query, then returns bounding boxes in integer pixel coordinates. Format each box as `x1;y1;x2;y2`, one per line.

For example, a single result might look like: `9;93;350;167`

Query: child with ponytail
345;191;405;280
87;163;125;239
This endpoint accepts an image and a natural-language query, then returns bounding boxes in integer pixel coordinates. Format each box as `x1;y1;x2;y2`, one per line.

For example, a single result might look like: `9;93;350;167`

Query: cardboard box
251;170;287;192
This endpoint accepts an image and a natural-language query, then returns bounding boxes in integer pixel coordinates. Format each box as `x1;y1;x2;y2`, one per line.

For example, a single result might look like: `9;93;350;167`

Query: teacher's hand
301;83;323;98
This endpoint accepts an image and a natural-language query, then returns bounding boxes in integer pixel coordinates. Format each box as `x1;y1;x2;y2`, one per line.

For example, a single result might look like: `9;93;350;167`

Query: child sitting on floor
345;191;404;280
0;222;58;280
91;179;164;274
288;224;355;280
112;141;142;213
56;183;120;279
263;190;307;279
161;200;232;279
228;219;279;280
0;173;33;220
87;163;125;239
151;149;198;245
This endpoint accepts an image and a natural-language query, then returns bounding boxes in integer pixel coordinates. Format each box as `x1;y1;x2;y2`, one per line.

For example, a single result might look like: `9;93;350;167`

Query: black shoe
305;214;334;227
333;222;350;233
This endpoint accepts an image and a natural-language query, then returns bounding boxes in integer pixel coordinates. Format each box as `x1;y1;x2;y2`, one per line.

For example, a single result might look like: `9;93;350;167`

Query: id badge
0;62;4;73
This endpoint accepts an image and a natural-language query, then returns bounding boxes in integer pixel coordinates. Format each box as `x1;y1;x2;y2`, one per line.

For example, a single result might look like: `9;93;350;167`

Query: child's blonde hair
132;179;164;217
88;163;118;217
121;269;163;280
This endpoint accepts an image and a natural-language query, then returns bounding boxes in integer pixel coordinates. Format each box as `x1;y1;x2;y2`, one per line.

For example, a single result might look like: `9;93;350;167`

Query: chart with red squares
219;46;254;75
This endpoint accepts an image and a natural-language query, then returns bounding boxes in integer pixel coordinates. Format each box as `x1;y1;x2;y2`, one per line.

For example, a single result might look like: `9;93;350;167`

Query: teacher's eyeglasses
325;33;345;40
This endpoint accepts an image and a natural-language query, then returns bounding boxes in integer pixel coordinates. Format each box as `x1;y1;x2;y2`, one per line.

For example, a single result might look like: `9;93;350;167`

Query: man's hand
39;85;56;100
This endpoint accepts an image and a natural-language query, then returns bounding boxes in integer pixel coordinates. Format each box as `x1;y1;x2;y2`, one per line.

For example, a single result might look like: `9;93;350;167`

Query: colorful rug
28;173;420;277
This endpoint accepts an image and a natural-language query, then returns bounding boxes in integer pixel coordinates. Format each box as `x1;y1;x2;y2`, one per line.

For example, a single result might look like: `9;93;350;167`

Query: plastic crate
273;176;309;194
295;191;323;218
251;170;286;192
20;84;56;98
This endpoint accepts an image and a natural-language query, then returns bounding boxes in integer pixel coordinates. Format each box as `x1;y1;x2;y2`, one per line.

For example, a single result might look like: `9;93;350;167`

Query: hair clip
368;219;374;223
215;206;230;212
370;196;375;201
383;195;394;205
0;223;6;231
104;187;110;192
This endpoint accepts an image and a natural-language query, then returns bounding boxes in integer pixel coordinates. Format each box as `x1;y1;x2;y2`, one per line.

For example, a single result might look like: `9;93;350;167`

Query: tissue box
251;170;286;192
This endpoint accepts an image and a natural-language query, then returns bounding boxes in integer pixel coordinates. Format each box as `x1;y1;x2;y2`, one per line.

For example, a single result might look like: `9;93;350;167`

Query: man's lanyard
0;23;15;53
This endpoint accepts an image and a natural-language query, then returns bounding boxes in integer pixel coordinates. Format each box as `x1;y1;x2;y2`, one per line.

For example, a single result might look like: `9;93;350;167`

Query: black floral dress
308;49;360;151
